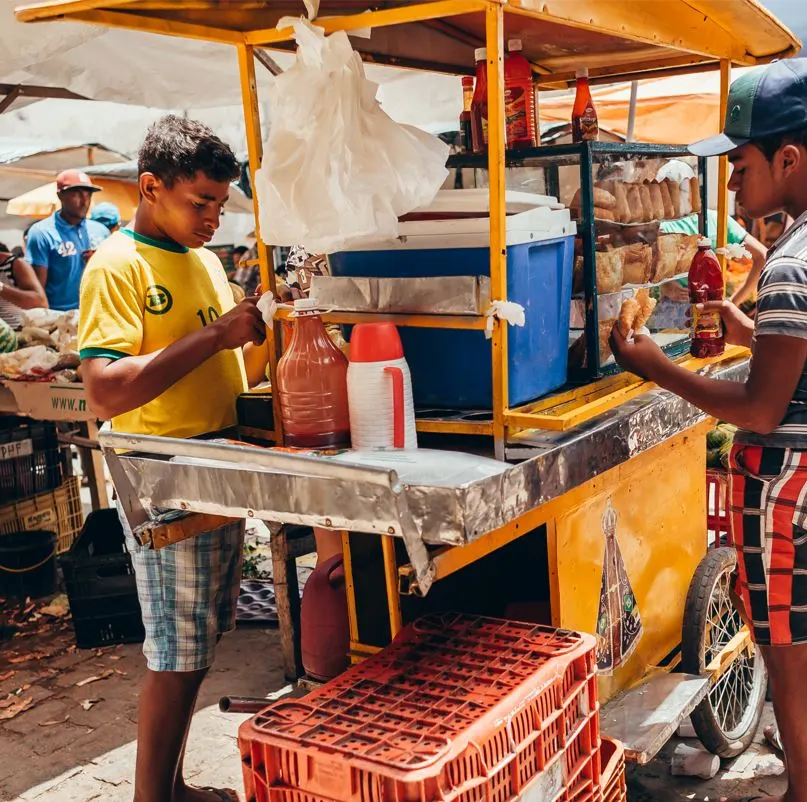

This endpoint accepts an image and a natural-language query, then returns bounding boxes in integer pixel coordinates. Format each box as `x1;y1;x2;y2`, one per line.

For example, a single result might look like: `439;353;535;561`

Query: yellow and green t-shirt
78;229;247;438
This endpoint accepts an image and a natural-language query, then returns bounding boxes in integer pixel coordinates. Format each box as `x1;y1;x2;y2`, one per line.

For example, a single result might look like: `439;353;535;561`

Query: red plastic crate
599;738;627;802
239;613;599;802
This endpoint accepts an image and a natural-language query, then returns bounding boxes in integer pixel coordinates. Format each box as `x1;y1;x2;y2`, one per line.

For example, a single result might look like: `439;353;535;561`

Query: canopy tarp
538;68;755;144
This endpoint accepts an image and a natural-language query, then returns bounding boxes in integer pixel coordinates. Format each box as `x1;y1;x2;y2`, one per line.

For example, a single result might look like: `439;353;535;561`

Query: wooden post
716;59;731;276
79;420;109;510
237;42;285;443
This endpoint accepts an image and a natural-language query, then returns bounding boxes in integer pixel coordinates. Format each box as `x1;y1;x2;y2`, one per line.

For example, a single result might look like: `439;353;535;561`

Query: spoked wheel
681;547;767;758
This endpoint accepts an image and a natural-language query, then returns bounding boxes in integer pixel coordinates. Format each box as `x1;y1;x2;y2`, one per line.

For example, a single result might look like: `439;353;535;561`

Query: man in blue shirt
26;170;111;310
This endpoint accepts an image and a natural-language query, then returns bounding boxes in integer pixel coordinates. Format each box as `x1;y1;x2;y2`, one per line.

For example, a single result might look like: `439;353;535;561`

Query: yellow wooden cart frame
16;0;800;458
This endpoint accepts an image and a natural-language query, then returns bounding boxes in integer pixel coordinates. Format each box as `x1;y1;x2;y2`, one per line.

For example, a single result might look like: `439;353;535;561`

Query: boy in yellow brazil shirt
78;115;269;802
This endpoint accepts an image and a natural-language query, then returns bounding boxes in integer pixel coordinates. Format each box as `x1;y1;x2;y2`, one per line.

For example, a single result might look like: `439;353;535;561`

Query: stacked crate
0;417;79;552
239;613;622;802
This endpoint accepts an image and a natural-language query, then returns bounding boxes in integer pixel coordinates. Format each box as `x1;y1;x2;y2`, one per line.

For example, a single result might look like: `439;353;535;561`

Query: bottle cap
349;323;404;363
462;75;474;87
575;68;589;79
508;39;523;52
474;47;487;62
697;236;712;248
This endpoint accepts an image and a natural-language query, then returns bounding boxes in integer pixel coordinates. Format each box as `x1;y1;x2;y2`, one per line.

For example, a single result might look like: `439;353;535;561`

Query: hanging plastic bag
254;19;449;254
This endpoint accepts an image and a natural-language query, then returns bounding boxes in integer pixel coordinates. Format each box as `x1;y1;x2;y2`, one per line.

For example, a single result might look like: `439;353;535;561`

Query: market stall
16;0;799;776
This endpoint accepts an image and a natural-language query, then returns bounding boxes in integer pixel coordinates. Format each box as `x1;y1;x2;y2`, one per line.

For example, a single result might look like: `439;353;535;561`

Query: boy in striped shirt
611;59;807;802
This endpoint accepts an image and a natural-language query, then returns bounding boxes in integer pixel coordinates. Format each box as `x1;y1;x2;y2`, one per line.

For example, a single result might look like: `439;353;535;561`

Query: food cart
15;0;800;766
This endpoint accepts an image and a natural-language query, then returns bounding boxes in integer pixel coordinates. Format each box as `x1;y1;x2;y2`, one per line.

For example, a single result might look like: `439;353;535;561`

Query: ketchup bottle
471;48;488;154
688;237;725;358
276;298;350;448
460;76;474;153
504;39;537;149
572;68;599;143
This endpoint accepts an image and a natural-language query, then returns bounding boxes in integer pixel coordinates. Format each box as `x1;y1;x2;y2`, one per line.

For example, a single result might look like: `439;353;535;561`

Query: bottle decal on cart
595;499;643;674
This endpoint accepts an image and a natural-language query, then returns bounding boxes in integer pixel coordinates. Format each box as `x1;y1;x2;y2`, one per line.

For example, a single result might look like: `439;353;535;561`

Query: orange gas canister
300;554;349;681
276;298;350;448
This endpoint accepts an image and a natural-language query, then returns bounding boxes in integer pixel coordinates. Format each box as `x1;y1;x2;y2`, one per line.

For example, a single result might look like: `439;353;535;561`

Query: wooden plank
270;525;303;681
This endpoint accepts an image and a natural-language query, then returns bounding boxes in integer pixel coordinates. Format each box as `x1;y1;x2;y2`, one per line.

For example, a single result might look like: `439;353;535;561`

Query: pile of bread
571;175;701;223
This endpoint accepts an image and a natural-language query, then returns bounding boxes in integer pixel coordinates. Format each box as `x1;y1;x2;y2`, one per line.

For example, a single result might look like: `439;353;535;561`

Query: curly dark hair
138;114;240;188
752;126;807;163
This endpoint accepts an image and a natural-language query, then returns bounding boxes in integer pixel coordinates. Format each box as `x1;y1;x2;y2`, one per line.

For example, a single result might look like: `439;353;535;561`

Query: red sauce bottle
460;76;474;153
504;39;537;149
572;68;599;143
688;237;725;358
471;48;488;154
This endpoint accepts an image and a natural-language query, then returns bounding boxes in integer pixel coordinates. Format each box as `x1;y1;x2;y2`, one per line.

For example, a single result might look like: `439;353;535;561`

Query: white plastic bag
254;19;449;254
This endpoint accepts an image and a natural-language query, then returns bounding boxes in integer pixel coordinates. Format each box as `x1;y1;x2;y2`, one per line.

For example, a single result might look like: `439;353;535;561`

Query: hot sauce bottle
688;237;725;358
572;68;599;143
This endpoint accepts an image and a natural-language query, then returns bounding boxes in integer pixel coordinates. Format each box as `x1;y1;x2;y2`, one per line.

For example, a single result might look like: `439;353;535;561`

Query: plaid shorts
118;508;245;672
729;444;807;647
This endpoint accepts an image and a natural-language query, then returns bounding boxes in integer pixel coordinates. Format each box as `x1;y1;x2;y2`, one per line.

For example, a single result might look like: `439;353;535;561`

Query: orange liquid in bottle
571;68;599;143
276;300;350;448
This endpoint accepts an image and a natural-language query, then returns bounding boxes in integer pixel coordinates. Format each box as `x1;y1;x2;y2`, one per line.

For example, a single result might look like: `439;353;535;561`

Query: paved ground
0;609;788;802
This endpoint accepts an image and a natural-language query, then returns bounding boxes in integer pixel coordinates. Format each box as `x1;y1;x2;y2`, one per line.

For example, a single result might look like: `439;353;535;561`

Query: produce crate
599;738;627;802
0;475;82;553
0;417;66;503
239;613;600;802
60;509;145;649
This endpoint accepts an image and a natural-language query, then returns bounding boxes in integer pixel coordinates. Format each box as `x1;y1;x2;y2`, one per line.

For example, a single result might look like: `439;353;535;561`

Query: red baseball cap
56;169;101;193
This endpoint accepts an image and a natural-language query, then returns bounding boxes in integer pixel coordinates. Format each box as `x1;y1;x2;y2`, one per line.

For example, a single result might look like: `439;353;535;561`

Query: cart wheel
681;547;767;758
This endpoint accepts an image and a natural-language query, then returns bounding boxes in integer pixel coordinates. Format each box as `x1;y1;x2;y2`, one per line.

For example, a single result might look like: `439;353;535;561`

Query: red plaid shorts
729;444;807;646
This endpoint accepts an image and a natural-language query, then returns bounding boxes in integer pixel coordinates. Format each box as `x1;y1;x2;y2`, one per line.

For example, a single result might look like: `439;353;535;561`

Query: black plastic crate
60;509;145;649
0;418;64;503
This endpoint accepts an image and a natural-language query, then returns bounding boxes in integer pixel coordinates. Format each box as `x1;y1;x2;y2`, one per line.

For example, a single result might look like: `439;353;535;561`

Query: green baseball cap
689;58;807;157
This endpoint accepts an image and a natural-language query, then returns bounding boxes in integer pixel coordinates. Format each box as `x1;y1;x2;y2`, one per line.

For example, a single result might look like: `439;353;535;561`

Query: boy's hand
211;296;266;349
609;325;668;380
697;300;754;348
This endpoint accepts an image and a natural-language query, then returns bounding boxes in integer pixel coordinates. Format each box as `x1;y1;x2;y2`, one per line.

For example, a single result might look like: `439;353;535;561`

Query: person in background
610;58;807;802
25;170;111;311
657;160;767;307
90;201;122;234
0;242;48;329
78;115;267;802
231;244;248;276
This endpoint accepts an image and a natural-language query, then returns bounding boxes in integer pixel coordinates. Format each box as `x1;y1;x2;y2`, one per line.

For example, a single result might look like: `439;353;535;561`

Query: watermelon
0;319;17;353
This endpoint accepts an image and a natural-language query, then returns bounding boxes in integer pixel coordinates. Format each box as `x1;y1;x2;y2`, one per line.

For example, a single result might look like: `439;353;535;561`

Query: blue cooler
330;219;575;409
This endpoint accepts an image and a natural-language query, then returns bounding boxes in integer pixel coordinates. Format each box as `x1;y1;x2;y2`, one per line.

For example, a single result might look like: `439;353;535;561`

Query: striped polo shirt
736;209;807;449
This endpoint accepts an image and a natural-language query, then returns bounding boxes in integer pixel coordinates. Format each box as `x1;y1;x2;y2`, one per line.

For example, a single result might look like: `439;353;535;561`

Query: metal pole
626;80;639;142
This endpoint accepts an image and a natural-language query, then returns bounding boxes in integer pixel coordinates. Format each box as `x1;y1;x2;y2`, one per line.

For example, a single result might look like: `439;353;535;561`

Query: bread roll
666;179;682;218
594;207;616;221
639;184;654;222
689;176;702;214
619;243;653;285
649;182;666;220
659;180;675;219
596;249;625;294
634;288;657;329
626;185;644;224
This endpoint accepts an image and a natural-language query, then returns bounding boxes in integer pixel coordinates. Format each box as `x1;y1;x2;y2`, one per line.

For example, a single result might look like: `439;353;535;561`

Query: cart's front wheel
681;547;767;758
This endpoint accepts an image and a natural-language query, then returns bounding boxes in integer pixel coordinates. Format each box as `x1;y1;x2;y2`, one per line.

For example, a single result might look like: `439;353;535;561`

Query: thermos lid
349;322;404;363
474;47;487;62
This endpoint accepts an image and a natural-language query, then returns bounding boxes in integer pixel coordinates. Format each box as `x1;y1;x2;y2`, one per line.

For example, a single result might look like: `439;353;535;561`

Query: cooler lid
409;189;563;217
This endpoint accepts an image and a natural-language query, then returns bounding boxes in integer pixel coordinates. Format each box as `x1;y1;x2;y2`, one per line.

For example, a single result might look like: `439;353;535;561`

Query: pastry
689;176;702;214
595;249;624;294
639;184;655;222
659;180;675;219
594;207;616;221
649;182;666;220
675;234;700;274
626;185;644;224
600;319;616;362
619;242;653;285
666;178;682;218
652;234;681;282
617;298;641;337
634;288;657;329
570;186;617;213
611;181;631;224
